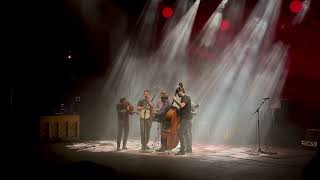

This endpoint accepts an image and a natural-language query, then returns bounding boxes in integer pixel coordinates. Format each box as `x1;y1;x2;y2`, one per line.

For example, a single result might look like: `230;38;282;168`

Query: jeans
140;119;152;148
186;119;192;151
117;120;129;148
178;118;191;152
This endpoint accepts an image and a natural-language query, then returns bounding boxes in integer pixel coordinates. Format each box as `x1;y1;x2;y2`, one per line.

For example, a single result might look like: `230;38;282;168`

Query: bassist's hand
172;96;177;102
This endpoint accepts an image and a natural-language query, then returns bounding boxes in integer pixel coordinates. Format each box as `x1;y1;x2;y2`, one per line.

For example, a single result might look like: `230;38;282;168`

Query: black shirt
180;95;192;119
116;102;131;121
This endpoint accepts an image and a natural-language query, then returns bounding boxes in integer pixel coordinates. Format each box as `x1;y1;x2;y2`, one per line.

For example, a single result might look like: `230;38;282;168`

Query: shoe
145;146;150;150
122;146;128;150
117;147;121;151
175;151;185;155
186;149;192;153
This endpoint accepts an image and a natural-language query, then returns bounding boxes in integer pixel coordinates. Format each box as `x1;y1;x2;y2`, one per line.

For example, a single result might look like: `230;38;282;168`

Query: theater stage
19;139;319;180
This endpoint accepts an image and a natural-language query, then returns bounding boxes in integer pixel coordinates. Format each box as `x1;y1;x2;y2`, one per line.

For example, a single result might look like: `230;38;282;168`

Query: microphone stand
140;102;150;153
253;98;275;155
143;103;147;151
142;89;158;152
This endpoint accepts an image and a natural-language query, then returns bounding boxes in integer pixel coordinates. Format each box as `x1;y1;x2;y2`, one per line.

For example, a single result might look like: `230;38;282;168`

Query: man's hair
160;90;168;97
178;87;185;93
144;90;150;93
120;97;126;103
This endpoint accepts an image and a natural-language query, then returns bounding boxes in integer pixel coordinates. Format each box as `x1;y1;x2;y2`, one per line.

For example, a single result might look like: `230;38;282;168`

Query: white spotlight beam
292;0;311;25
194;0;229;49
190;0;287;144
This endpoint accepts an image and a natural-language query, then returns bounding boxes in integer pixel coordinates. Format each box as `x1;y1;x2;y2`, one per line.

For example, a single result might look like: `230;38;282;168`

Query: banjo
138;87;160;120
140;102;152;120
125;103;153;120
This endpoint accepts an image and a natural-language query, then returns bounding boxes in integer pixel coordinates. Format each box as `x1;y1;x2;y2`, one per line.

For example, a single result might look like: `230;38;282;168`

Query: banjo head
140;109;151;119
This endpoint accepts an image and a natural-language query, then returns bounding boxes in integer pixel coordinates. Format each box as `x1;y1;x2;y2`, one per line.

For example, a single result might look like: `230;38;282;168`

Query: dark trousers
160;122;168;150
178;118;192;152
156;113;168;150
117;120;129;148
140;119;152;148
186;120;192;151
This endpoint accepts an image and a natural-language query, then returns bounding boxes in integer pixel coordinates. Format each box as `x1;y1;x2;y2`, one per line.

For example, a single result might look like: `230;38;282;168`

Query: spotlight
289;0;303;14
67;50;72;60
220;19;230;31
162;7;173;19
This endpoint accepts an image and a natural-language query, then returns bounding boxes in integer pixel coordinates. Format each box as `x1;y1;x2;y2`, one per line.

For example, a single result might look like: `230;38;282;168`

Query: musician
136;90;154;150
155;90;171;152
173;86;192;155
116;97;133;151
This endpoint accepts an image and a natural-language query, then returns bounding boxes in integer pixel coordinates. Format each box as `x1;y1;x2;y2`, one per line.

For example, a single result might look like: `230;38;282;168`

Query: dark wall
10;0;320;143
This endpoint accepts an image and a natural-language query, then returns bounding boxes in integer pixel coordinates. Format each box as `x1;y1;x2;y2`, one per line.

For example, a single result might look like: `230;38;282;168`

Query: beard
161;99;168;103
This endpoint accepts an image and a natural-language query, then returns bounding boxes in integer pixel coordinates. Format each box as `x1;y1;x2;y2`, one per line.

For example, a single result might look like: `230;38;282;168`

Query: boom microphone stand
253;97;276;155
142;103;147;152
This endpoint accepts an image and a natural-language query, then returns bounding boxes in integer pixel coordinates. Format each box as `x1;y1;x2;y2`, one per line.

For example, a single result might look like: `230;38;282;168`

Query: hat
120;97;126;103
160;90;168;98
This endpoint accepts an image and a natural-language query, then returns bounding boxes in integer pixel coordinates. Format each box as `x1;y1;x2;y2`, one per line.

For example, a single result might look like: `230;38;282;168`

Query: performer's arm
173;96;186;108
136;101;143;111
157;102;168;114
155;101;162;112
148;101;154;110
127;102;134;115
117;104;127;113
191;103;199;115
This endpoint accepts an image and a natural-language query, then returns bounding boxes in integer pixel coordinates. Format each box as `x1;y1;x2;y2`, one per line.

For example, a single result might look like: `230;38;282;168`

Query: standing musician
116;97;133;151
155;90;171;152
172;83;192;155
136;90;154;150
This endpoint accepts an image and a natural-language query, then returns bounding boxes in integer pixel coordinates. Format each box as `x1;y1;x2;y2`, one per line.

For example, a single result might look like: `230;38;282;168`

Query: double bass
161;83;184;150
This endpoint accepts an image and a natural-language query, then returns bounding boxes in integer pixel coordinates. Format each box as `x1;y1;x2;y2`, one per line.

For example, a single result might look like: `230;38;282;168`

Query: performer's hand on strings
172;96;178;102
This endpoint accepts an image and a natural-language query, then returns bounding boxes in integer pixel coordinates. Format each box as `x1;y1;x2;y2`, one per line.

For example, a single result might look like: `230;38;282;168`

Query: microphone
175;88;179;96
262;97;270;103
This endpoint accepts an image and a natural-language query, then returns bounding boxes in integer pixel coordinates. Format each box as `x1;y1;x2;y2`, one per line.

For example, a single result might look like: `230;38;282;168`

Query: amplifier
301;129;320;149
40;115;80;142
301;140;317;148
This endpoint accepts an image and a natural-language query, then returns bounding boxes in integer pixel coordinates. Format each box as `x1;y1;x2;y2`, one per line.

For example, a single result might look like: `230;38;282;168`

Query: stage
24;139;317;180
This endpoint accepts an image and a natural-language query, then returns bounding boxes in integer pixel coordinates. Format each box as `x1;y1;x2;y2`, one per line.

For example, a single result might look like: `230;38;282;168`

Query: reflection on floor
66;139;314;162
